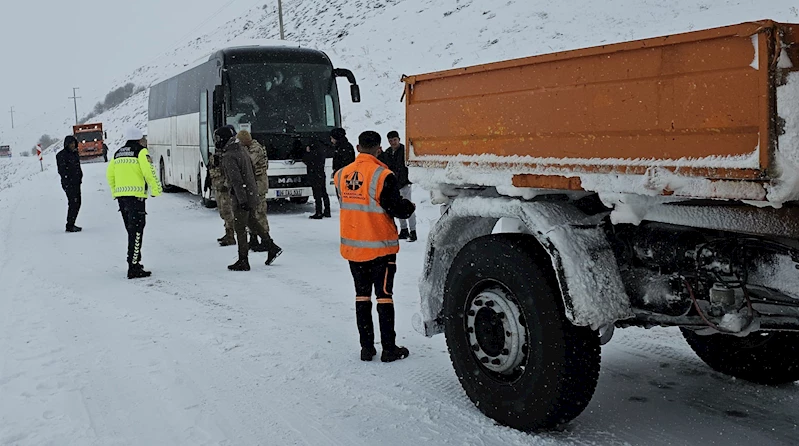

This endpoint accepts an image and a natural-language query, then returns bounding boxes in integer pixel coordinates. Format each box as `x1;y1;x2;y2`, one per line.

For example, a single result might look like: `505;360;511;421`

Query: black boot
309;213;323;220
381;346;410;363
127;264;152;279
65;225;82;233
361;346;377;361
408;230;418;242
228;258;251;271
323;209;331;218
398;228;409;240
377;303;408;362
265;240;283;265
218;229;235;246
356;301;376;361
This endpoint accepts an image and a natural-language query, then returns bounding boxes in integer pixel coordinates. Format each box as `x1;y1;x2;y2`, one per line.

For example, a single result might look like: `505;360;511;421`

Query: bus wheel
160;160;176;193
290;197;309;204
443;234;600;431
198;171;215;208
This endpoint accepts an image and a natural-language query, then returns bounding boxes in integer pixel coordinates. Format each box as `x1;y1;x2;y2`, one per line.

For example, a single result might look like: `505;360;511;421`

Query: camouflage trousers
252;187;270;234
214;186;235;233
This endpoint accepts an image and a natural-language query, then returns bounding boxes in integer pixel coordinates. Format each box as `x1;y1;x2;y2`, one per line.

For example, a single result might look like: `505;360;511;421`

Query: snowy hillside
4;0;798;154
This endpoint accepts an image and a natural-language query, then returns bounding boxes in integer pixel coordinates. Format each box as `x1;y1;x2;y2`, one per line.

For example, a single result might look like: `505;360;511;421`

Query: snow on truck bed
406;21;799;211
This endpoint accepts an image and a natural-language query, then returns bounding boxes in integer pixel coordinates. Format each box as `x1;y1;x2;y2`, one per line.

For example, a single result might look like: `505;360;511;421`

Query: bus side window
325;95;335;127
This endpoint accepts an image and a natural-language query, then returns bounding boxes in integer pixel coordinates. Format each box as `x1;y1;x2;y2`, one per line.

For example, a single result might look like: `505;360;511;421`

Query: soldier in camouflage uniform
237;130;271;251
206;148;236;246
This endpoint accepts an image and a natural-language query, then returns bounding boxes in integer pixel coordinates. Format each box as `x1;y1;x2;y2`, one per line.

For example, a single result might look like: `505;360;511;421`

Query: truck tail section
405;21;799;432
404;20;799;206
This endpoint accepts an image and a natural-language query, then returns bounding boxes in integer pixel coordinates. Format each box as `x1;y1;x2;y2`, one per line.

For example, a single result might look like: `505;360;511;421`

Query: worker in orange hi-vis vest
334;130;416;363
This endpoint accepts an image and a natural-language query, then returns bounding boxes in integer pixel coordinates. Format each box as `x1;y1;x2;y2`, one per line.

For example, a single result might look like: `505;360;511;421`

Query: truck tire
681;329;799;385
290;197;309;204
443;234;600;431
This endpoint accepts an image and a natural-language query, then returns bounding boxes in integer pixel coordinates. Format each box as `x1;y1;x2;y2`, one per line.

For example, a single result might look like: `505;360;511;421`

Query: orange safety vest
335;153;399;262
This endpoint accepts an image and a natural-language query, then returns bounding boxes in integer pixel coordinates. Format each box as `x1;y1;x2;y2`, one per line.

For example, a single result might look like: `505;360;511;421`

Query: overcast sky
0;0;257;132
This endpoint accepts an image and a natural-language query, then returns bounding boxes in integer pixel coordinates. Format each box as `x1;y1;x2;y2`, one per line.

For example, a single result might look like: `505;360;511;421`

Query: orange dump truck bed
404;20;799;204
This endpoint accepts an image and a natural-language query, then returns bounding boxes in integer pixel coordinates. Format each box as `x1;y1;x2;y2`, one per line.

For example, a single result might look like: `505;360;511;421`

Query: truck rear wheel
443;234;600;431
681;329;799;385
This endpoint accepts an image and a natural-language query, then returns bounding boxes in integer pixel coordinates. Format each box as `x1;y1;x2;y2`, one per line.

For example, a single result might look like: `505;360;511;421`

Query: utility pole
277;0;285;40
69;87;81;125
9;106;14;129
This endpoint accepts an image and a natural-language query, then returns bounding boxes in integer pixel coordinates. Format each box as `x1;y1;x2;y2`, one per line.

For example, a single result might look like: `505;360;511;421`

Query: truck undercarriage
415;186;799;431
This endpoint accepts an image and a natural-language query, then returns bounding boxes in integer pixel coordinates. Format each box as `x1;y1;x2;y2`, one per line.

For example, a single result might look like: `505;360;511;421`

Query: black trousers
349;254;398;349
63;184;81;228
310;177;330;215
118;197;147;267
233;208;272;260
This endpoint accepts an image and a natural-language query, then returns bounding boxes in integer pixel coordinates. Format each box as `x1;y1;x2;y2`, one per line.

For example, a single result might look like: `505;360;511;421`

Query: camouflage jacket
246;140;269;193
208;152;229;190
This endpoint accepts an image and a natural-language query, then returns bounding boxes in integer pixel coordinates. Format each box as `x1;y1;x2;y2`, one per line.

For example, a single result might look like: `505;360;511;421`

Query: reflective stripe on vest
114;185;145;194
340;238;400;249
339;167;386;214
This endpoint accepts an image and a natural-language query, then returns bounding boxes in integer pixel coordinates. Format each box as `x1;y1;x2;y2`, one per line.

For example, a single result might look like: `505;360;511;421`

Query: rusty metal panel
405;21;792;182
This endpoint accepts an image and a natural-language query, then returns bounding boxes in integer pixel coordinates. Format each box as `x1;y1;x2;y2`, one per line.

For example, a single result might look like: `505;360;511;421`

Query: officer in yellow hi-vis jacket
106;127;162;279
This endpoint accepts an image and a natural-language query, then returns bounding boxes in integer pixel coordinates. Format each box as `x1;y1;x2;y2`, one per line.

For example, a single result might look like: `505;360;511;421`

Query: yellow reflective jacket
106;144;162;198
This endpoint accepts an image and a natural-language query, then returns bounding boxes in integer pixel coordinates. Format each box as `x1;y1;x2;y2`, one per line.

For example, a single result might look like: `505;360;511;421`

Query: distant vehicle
147;45;361;206
73;123;109;162
0;145;10;158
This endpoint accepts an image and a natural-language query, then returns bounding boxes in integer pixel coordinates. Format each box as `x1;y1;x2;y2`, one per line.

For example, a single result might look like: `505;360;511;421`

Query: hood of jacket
64;135;78;150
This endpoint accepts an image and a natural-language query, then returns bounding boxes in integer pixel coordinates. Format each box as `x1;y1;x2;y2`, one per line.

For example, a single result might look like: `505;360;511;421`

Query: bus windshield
226;62;340;133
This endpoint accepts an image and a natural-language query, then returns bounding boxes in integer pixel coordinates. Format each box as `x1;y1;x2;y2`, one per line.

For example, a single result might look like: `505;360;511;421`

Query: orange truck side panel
405;21;799;183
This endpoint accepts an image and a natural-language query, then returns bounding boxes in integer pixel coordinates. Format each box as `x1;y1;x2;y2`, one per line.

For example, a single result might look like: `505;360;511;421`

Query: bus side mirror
334;68;360;103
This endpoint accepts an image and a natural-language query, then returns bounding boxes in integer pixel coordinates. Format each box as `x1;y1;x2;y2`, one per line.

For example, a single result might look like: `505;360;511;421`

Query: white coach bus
147;45;360;205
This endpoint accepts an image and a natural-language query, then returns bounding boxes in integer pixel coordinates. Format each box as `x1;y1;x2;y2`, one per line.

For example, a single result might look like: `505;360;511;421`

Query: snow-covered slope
6;0;798;154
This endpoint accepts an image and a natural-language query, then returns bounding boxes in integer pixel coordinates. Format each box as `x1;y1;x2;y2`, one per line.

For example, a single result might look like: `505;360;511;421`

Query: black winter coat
303;144;327;180
56;135;83;189
378;143;410;189
332;137;355;173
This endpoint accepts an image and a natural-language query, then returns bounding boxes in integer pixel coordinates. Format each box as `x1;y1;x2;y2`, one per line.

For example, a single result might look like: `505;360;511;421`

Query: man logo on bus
346;172;363;191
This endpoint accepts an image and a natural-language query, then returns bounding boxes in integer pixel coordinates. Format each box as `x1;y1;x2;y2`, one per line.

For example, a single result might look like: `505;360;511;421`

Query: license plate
276;189;303;197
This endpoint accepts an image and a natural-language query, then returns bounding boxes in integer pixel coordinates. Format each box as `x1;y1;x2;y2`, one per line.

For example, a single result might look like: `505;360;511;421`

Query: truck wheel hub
466;286;527;375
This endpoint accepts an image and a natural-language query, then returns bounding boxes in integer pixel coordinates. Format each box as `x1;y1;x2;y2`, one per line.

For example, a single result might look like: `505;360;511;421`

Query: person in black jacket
56;135;83;232
331;127;355;174
303;141;330;219
378;130;417;241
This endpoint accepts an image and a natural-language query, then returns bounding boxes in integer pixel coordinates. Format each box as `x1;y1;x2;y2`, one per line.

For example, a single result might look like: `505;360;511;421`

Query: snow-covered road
1;158;797;445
